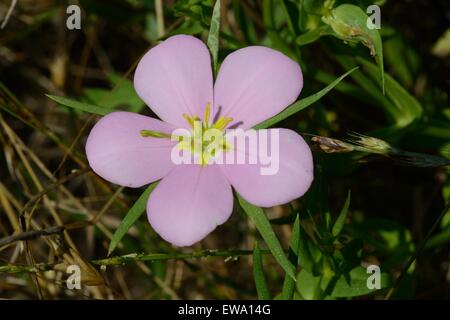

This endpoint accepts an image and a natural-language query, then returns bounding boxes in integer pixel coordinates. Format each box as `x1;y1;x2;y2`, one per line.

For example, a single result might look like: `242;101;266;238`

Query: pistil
141;102;233;166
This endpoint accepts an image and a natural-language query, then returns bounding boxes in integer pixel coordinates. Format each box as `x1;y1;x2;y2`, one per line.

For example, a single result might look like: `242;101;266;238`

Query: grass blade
332;190;351;237
253;241;271;300
281;215;300;299
254;67;358;129
207;0;221;76
108;182;158;255
83;72;145;113
47;94;111;116
358;58;423;127
238;195;296;280
278;0;299;37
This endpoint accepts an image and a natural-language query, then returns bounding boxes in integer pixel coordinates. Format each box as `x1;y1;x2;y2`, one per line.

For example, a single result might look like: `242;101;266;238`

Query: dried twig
1;0;17;29
0;249;270;274
0;226;64;248
19;167;91;217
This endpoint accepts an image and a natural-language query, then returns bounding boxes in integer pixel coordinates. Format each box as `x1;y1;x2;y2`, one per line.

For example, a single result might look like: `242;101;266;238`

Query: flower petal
147;165;233;246
220;129;313;207
214;46;303;129
134;35;214;127
86;111;176;188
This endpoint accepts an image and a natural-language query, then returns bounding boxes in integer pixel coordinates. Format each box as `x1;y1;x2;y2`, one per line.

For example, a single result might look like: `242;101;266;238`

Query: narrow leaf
426;227;450;249
108;182;158;255
238;195;296;280
83;73;145;113
253;241;271;300
332;190;351;237
207;0;221;76
47;94;111;116
335;55;401;125
281;215;301;299
298;223;322;273
254;67;358;129
278;0;300;36
358;58;423;127
262;0;296;59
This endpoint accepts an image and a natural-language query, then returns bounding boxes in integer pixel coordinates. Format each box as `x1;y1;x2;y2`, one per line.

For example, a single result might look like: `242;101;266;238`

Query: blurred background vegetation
0;0;449;299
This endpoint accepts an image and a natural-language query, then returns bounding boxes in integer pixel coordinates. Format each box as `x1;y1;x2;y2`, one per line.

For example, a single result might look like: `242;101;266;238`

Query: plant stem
0;249;269;274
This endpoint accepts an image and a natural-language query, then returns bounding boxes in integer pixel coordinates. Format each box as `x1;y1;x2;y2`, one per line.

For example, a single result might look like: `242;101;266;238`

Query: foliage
0;0;449;300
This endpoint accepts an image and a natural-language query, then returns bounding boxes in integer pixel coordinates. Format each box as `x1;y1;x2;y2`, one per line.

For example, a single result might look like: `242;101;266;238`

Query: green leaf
108;182;158;256
441;183;450;229
238;195;296;280
83;73;145;113
296;269;322;300
301;0;327;16
281;215;300;299
326;266;390;298
254;67;358;129
334;55;401;126
278;0;300;37
207;0;221;76
332;190;351;237
427;193;450;248
47;94;111;116
253;241;271;300
163;20;204;38
296;25;333;46
262;0;296;59
384;35;419;88
298;223;322;273
322;4;385;93
358;58;423;127
426;227;450;249
431;27;450;57
232;0;258;44
348;219;415;270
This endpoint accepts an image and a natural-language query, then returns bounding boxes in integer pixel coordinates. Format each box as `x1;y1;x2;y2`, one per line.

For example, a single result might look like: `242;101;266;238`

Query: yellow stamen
140;130;182;141
160;102;234;167
212;116;233;131
140;130;171;138
182;113;195;128
203;102;211;127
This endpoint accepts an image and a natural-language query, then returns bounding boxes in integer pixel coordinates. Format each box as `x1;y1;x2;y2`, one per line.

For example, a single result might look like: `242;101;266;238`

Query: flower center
140;102;232;166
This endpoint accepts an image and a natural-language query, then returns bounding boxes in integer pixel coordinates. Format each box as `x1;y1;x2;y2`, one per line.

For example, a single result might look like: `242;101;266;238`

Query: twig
52;40;148;177
19;167;91;217
155;0;165;37
0;249;269;274
92;249;259;266
1;0;17;29
0;221;92;249
91;186;124;224
0;226;64;248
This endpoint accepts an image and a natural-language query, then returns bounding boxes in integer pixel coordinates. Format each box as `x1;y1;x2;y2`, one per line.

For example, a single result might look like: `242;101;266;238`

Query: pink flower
86;35;313;246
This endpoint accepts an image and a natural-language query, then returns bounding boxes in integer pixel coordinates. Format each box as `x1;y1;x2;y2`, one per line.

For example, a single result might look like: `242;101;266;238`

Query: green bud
322;4;378;56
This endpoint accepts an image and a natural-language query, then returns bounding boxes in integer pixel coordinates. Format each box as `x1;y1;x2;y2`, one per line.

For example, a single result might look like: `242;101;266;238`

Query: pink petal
86;112;176;188
134;35;213;127
220;129;313;207
214;46;303;129
147;165;233;246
